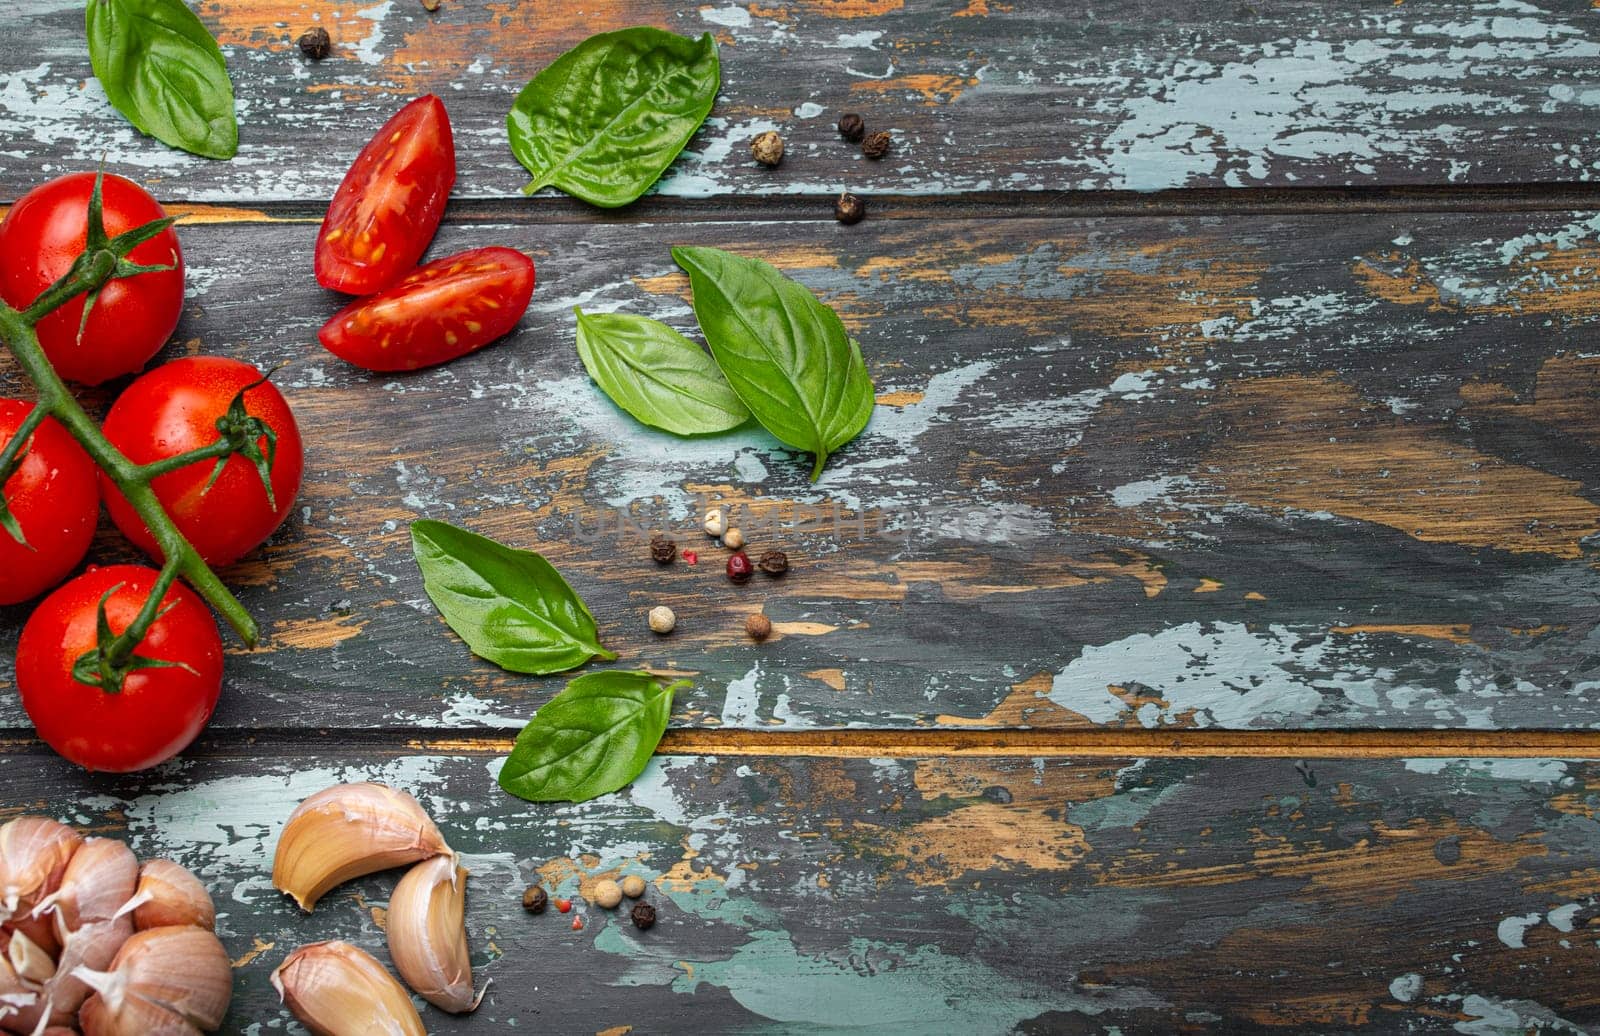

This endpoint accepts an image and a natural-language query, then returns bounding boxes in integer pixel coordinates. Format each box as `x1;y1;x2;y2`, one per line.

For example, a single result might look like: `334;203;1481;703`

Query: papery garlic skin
73;925;231;1033
272;941;425;1036
0;819;82;919
35;838;138;930
388;854;480;1013
272;783;450;912
116;860;215;932
36;914;135;1026
80;991;202;1036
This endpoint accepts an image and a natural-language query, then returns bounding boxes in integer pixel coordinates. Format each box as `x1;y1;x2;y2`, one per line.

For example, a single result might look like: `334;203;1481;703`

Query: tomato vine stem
0;174;258;658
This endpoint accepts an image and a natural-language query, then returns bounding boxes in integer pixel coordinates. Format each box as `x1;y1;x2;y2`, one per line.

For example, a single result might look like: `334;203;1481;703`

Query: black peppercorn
751;131;785;167
834;192;866;225
862;130;891;160
297;26;331;60
650;536;676;564
727;552;754;584
838;113;866;142
757;550;789;576
522;884;548;914
631;902;657;930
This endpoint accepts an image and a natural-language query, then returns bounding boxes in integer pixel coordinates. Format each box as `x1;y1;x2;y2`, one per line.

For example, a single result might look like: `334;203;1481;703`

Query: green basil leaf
86;0;238;160
499;671;688;803
411;519;615;675
573;307;750;436
507;27;719;207
672;246;874;481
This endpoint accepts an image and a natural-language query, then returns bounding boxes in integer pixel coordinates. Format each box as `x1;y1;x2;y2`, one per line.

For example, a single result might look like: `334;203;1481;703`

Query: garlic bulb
115;861;215;932
272;783;450;912
0;819;81;920
34;838;138;930
272;941;425;1036
387;854;481;1013
73;925;230;1033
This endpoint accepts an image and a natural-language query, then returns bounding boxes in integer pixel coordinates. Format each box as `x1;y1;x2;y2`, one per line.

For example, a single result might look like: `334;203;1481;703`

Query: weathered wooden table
7;2;1600;1031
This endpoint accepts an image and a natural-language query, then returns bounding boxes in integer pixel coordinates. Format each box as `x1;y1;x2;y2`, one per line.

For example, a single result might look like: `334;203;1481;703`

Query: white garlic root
272;783;451;912
73;925;231;1034
387;854;483;1013
113;861;215;932
272;941;426;1036
0;819;81;920
34;838;138;931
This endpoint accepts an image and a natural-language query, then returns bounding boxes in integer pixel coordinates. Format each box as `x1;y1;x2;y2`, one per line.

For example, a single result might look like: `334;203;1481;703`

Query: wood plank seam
12;184;1600;227
4;729;1599;759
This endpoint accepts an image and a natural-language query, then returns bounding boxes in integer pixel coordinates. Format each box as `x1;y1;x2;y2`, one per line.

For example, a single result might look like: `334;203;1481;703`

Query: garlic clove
0;819;82;920
79;991;202;1036
6;916;60;961
387;854;482;1013
271;941;426;1036
72;925;231;1033
41;914;134;1024
271;783;450;912
113;860;215;932
33;838;138;930
6;930;54;985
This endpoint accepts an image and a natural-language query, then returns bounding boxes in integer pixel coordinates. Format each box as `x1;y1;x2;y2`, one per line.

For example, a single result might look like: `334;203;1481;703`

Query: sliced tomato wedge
318;247;535;371
315;95;456;295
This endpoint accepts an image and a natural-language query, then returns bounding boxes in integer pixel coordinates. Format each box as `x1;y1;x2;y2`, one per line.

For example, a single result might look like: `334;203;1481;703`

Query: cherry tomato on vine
0;400;99;605
16;564;223;772
0;172;183;385
318;246;534;371
315;95;456;295
101;357;304;567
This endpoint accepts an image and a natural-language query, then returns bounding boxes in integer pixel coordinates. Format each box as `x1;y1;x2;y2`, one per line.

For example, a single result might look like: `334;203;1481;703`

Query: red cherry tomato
315;95;456;295
318;247;534;371
0;172;184;385
16;565;223;772
0;400;98;605
100;357;304;567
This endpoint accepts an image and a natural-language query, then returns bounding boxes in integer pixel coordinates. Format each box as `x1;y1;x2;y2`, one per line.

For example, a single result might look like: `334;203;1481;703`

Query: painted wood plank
3;748;1596;1032
5;208;1600;733
6;1;1600;202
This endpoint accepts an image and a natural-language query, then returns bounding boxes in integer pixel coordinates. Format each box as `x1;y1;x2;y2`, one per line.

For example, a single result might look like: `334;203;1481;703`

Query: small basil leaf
411;519;615;675
672;246;874;481
573;307;750;435
86;0;238;160
499;671;689;803
507;27;719;207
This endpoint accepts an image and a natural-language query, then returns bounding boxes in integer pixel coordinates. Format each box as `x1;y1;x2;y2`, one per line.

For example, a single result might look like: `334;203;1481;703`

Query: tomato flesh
101;357;304;567
0;400;99;605
315;95;456;295
318;246;535;371
17;565;223;773
0;172;184;385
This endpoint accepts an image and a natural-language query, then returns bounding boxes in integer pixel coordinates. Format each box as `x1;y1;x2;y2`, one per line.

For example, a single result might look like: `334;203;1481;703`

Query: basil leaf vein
507;27;719;207
411;519;615;675
573;307;750;435
86;0;238;159
498;671;688;803
672;246;874;480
